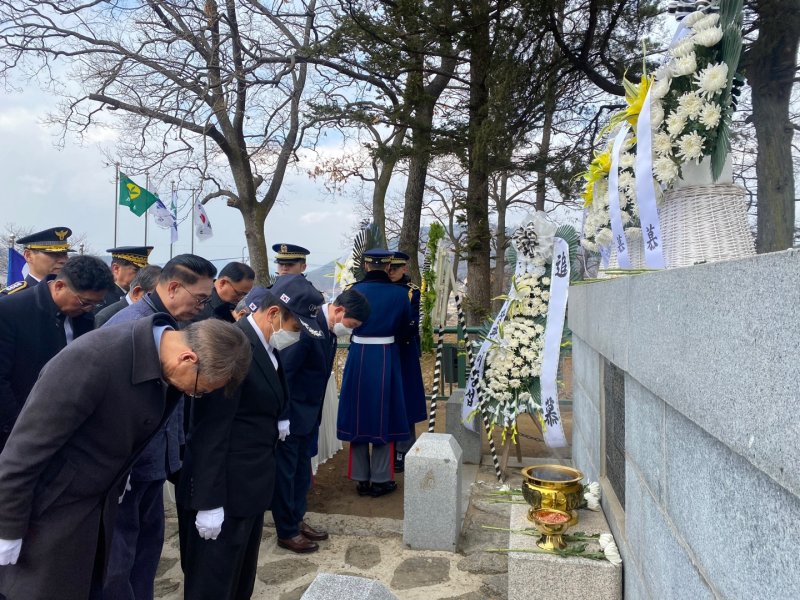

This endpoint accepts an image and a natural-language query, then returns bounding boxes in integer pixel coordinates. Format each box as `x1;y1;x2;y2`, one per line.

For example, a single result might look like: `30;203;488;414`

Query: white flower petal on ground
699;102;722;129
693;26;723;47
603;540;623;565
671;52;697;77
676;131;705;162
694;63;728;98
598;533;614;550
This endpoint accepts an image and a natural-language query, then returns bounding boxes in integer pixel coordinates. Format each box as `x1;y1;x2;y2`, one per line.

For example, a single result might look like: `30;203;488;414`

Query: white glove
118;474;132;504
195;507;224;540
0;538;22;565
278;420;290;442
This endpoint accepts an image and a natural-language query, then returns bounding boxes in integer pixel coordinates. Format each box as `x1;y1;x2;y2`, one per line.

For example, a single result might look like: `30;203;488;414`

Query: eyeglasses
188;369;204;399
179;284;212;306
224;279;251;301
70;288;105;310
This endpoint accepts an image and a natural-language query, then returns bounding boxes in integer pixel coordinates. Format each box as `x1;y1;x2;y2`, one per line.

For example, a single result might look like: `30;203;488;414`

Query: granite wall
568;248;800;600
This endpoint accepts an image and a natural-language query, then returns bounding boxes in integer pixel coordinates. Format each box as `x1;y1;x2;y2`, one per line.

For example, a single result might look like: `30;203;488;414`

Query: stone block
571;335;600;407
507;503;622;600
301;574;397;600
664;406;800;599
572;385;601;478
624;375;664;501
626;249;800;497
568;277;630;371
403;433;462;552
445;389;482;465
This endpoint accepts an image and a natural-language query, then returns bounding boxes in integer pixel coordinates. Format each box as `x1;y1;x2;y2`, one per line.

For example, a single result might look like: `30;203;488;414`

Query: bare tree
0;1;326;281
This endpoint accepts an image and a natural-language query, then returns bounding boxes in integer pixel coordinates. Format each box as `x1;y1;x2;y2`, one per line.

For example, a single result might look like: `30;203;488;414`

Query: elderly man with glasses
0;254;113;451
102;253;217;600
191;261;256;324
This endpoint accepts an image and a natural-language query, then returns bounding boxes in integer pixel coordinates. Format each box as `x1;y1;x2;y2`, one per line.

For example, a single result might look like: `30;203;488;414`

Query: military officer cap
363;248;393;265
106;246;154;269
272;243;310;264
391;251;410;266
17;227;74;253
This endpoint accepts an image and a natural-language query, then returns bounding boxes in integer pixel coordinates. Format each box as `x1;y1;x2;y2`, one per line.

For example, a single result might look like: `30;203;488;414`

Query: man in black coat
94;265;162;328
177;275;324;599
0;255;113;449
272;288;370;553
191;261;255;323
0;316;252;600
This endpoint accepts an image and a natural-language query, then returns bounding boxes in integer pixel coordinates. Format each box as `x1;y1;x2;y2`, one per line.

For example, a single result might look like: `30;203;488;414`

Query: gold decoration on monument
521;464;584;526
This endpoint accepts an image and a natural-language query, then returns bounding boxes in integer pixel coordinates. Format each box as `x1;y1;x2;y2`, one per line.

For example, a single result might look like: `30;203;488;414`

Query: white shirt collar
247;313;273;353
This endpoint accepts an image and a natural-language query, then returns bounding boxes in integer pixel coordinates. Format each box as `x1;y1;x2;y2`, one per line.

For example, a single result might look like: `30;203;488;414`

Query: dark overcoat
94;297;129;328
177;316;288;517
0;278;94;449
337;271;413;444
394;274;427;424
279;310;337;436
0;314;183;600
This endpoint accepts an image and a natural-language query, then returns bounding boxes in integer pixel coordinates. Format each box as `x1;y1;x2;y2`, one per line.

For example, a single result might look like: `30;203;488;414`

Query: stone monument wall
568;248;800;599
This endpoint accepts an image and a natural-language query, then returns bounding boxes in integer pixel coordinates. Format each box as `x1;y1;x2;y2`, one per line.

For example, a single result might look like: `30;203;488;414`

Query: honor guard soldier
0;227;74;296
102;245;154;309
388;251;427;472
272;243;310;276
337;248;413;497
0;255;113;450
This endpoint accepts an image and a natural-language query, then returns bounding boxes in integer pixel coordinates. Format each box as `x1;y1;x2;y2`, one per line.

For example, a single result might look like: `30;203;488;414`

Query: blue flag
6;248;27;286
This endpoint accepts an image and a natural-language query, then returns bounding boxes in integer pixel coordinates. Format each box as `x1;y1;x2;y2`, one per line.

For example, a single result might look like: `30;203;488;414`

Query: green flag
119;172;158;217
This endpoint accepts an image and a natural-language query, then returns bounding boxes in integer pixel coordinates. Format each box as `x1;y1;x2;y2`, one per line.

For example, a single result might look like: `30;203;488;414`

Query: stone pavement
155;459;528;599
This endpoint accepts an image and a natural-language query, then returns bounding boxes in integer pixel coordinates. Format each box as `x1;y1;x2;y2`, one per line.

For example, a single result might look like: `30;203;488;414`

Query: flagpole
170;180;175;260
144;171;149;246
190;188;195;255
114;164;119;247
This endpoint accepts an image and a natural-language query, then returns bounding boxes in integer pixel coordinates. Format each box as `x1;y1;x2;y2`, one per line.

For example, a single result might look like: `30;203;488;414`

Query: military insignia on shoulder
407;282;420;291
0;281;28;295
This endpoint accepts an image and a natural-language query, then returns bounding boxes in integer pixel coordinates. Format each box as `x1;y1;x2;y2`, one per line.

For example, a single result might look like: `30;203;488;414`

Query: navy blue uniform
272;309;336;540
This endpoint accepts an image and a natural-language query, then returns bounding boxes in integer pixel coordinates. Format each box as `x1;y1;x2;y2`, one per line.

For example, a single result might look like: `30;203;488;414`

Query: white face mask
270;313;301;350
333;321;353;337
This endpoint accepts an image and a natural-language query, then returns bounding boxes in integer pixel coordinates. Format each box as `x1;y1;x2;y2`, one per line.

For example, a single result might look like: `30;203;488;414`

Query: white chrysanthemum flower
619;152;635;170
676;131;705;162
677;91;703;120
699;102;722;129
671;52;697;77
694;63;728;98
650;77;671;100
618;171;634;191
650;100;665;127
692;12;720;32
596;228;613;247
670;37;695;59
541;277;550;286
653;156;679;184
693;26;723;47
653;131;674;156
585;493;601;511
587;481;601;497
666;112;687;138
654;64;672;81
683;10;706;27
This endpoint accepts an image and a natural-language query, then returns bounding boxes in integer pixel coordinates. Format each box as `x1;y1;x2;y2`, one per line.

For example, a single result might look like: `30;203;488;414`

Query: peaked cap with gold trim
17;227;74;253
106;246;154;269
272;243;310;264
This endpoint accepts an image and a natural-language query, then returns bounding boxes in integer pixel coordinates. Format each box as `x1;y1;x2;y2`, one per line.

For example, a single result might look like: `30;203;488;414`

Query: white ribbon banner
608;123;632;268
461;248;524;431
539;238;569;448
635;87;666;269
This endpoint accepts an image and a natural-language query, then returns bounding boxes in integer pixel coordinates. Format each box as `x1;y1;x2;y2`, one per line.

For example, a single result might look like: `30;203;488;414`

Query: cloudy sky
0;84;372;272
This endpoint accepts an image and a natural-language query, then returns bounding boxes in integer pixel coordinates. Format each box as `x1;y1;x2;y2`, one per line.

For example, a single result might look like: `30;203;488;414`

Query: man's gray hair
182;319;251;395
130;265;162;294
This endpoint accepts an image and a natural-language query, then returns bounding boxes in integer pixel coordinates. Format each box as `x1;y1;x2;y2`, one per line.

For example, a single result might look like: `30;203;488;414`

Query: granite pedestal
445;389;482;465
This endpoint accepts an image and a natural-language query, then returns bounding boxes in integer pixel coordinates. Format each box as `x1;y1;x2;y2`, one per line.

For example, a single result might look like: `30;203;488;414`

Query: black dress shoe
394;461;404;473
300;521;329;541
277;534;319;554
356;481;372;496
370;481;398;497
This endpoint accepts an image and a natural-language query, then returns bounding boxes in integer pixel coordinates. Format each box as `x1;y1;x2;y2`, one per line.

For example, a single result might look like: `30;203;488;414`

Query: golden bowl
521;464;584;526
529;508;574;550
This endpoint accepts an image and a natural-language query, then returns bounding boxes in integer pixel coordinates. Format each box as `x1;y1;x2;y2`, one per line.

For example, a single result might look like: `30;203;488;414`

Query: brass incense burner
529;508;574;550
521;464;584;526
